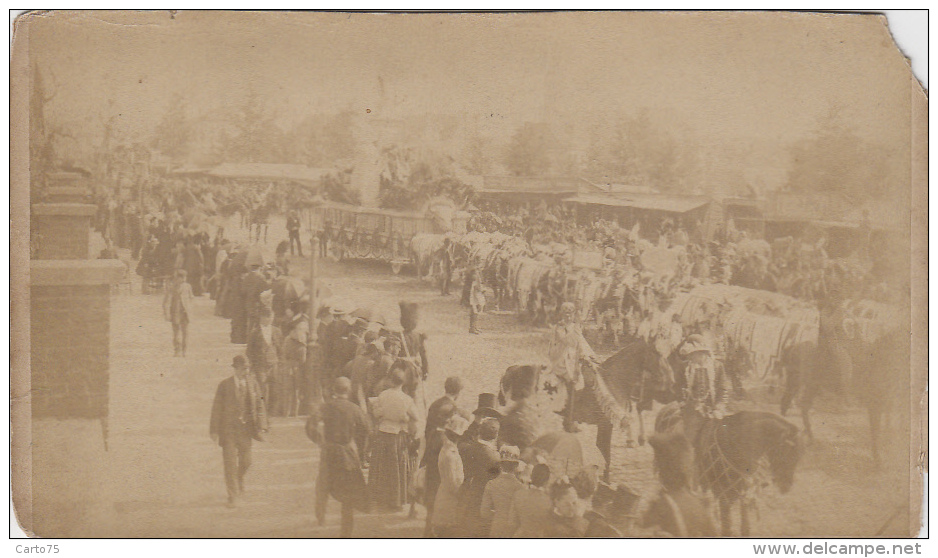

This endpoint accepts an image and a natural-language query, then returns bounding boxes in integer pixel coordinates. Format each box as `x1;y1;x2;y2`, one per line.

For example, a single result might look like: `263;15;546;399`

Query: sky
23;10;915;180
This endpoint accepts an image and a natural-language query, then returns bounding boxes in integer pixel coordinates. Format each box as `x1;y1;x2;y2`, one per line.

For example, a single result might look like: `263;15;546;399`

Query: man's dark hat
232;355;248;369
473;393;502;418
593;481;641;517
648;432;693;464
399;301;419;330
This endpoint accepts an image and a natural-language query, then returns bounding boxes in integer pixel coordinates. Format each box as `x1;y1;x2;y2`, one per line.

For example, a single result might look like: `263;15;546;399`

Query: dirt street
51;221;911;537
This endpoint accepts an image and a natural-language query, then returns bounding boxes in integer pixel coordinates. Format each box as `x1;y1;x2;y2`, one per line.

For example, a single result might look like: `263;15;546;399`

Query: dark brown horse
497;363;546;406
567;339;685;481
655;403;804;536
779;328;907;466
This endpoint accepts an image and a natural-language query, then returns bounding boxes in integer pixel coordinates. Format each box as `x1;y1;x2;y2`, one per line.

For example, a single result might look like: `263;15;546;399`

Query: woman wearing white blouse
368;366;420;511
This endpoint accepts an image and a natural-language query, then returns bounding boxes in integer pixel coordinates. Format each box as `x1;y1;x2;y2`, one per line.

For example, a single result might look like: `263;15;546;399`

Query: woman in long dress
368;364;420;511
431;415;469;537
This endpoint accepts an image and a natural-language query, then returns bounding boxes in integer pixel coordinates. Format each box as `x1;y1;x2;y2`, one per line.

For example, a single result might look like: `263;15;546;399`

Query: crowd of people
94;174;321;290
102;176;898;538
187;219;723;537
467;198;897;309
203;266;727;537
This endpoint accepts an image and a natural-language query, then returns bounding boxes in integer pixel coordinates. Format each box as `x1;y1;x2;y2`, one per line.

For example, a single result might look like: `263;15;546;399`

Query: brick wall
30;284;111;419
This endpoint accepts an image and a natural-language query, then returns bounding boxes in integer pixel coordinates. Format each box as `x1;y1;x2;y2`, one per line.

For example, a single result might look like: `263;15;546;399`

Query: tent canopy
565;193;711;214
205;163;330;184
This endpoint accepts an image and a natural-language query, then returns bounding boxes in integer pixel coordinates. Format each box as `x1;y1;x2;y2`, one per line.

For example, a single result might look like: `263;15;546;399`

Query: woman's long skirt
368;431;415;511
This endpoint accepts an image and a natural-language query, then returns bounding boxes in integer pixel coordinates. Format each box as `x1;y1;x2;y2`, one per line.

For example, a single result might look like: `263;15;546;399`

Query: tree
785;107;892;200
29;66;74;197
503;122;558;177
462;132;492;176
583;111;697;193
151;93;191;164
224;91;287;163
286;110;356;167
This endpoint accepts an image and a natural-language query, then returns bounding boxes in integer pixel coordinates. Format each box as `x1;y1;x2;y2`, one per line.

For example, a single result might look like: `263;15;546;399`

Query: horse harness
695;419;772;508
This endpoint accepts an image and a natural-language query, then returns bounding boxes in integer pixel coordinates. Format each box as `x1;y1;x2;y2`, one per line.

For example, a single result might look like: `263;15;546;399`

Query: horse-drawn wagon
650;284;900;396
309;201;468;274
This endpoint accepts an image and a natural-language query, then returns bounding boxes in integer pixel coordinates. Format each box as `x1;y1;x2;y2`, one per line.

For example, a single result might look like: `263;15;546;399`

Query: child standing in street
163;268;193;357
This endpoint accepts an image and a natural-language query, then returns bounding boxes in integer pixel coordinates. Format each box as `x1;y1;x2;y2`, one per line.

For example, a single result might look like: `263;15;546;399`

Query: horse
779;328;907;467
559;339;684;482
409;233;445;280
655;403;804;536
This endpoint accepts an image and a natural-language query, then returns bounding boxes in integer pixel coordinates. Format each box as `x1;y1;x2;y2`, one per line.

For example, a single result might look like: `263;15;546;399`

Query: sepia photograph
9;10;927;540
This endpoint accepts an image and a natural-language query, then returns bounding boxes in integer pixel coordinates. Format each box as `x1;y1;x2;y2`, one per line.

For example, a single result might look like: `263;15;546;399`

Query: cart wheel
391;262;403;275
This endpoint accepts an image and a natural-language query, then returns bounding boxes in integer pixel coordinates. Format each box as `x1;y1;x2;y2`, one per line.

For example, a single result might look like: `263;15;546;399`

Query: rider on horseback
679;334;728;442
549;302;600;433
651;313;683;393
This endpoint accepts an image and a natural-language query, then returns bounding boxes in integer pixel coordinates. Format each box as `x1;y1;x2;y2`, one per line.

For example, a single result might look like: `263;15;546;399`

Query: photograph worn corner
9;10;924;540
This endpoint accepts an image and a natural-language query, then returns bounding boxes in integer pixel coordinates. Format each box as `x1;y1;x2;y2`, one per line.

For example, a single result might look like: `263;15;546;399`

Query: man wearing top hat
457;402;501;537
461;393;502;444
210;355;269;508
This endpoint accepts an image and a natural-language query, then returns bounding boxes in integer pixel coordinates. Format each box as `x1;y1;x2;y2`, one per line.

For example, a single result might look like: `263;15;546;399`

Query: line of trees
784;107;893;200
150;91;358;169
33;71;897;211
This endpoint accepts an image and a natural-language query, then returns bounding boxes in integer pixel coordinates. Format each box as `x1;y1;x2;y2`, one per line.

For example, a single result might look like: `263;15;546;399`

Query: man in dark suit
457;416;501;537
437;237;453;296
241;263;270;337
421;376;470;536
308;376;370;537
286;210;303;257
321;304;352;394
210;355;269;507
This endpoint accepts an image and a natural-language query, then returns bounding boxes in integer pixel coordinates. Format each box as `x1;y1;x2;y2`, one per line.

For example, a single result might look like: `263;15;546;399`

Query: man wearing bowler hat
210;355;269;507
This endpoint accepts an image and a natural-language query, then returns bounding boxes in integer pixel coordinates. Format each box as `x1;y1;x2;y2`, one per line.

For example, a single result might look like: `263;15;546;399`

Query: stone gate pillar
24;188;125;536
